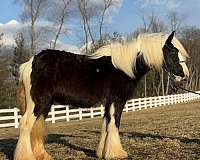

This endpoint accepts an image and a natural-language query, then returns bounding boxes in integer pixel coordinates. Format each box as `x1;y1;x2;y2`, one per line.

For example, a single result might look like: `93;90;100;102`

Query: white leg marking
14;100;37;160
178;52;189;78
14;58;37;160
32;116;53;160
103;103;127;159
96;117;107;158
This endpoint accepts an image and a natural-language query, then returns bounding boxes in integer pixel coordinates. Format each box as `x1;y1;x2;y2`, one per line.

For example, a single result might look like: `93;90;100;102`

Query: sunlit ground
1;101;200;160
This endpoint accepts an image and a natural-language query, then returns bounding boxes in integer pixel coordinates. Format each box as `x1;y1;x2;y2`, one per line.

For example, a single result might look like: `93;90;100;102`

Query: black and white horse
14;32;189;160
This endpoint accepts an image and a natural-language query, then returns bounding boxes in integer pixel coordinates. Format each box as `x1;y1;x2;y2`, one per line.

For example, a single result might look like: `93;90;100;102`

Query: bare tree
46;0;72;49
99;0;114;41
16;0;46;55
167;11;184;32
0;33;3;50
77;0;89;52
11;33;30;83
136;12;167;96
181;26;200;91
76;0;121;53
146;13;166;33
77;0;96;52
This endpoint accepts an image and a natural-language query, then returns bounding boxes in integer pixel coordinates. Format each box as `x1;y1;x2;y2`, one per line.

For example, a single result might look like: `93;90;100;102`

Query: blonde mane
89;33;188;78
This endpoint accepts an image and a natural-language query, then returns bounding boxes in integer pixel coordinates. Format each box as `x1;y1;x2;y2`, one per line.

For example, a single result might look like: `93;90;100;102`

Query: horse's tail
17;58;33;114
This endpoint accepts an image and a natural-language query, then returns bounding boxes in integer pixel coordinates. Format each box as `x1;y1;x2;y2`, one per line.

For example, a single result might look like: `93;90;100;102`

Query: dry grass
1;101;200;160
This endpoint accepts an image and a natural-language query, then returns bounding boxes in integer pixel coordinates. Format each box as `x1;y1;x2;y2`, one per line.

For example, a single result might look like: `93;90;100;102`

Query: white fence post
101;105;104;117
14;107;19;128
163;96;166;105
173;95;175;104
66;105;69;122
149;97;152;108
138;98;141;110
90;107;94;118
167;95;170;105
132;99;135;111
51;107;55;123
79;108;82;120
125;104;128;112
184;93;186;102
144;97;147;109
159;96;162;106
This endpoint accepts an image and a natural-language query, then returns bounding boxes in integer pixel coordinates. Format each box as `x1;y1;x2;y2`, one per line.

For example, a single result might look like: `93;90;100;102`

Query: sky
0;0;200;47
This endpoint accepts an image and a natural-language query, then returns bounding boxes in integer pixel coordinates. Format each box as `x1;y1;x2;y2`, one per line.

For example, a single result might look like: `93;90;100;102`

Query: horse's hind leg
96;117;107;158
31;114;52;160
103;102;127;159
29;93;53;160
14;97;37;160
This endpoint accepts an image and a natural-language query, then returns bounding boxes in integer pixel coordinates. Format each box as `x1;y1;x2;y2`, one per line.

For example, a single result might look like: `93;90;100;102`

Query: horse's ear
166;31;175;44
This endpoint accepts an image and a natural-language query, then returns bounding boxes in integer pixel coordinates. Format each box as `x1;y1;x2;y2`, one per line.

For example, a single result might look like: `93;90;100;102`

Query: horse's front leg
97;102;128;159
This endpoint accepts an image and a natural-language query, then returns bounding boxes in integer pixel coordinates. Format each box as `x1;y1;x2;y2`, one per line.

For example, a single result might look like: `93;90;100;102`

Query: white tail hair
19;57;34;82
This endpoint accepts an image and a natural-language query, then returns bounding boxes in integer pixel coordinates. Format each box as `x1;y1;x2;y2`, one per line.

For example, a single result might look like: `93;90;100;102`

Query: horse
14;31;189;160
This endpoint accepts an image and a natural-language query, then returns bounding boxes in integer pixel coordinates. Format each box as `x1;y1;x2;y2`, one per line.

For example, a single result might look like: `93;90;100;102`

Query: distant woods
0;1;200;108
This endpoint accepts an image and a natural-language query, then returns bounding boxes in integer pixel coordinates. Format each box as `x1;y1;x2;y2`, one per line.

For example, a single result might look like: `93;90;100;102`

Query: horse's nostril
182;76;188;81
182;78;187;81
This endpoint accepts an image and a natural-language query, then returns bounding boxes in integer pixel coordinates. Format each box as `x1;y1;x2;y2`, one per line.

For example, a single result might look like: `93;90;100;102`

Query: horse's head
162;31;189;82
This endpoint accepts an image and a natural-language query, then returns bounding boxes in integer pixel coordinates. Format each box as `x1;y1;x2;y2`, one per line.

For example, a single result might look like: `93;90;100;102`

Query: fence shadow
47;134;96;158
0;138;17;160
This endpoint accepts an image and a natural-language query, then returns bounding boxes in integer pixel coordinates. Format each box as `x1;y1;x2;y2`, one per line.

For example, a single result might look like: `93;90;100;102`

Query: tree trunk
144;75;147;97
165;75;170;95
161;70;165;96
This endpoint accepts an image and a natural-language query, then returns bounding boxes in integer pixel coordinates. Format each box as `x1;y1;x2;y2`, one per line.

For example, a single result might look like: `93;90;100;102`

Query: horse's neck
134;53;151;80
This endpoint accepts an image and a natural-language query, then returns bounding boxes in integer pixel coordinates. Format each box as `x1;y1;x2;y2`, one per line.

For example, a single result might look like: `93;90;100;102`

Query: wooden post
144;97;147;109
90;107;94;118
159;96;162;106
149;97;152;108
79;108;82;120
184;94;186;102
125;104;128;112
100;105;104;117
66;105;69;122
51;107;55;123
163;96;166;105
14;107;19;128
167;95;170;105
132;100;135;111
138;98;141;110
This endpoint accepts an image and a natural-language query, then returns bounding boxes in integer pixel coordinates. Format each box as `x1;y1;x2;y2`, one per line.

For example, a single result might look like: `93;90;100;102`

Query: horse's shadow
81;129;200;145
46;133;96;158
1;130;200;160
0;134;96;160
0;138;17;160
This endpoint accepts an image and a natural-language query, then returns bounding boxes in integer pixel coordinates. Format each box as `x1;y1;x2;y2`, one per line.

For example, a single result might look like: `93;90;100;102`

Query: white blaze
174;52;189;81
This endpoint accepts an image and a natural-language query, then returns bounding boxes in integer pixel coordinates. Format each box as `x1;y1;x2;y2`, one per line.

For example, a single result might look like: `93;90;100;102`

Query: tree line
0;0;200;109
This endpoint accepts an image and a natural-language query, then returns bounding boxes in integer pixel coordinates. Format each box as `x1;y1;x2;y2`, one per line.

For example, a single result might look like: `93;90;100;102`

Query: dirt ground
1;101;200;160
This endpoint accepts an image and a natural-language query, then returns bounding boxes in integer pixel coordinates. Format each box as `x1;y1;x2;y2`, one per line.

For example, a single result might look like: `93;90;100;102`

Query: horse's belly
53;94;100;108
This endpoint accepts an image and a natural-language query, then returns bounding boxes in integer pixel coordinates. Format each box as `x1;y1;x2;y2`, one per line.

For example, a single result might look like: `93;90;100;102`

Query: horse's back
29;50;114;106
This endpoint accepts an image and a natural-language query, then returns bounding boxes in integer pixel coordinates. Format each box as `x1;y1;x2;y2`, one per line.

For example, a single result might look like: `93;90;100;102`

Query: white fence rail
0;92;200;128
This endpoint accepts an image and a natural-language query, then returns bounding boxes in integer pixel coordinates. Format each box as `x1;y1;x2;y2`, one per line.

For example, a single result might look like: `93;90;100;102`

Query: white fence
0;92;200;128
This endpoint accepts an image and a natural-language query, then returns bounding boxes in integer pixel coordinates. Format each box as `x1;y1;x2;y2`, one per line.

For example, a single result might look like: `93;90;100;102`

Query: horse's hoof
35;152;53;160
104;149;128;159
